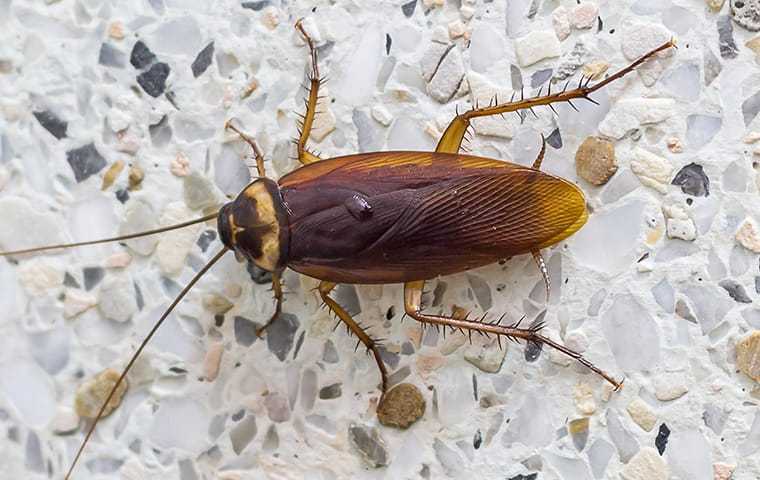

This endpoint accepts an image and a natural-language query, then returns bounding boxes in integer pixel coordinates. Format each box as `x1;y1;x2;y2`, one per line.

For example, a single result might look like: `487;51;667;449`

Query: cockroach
0;19;675;478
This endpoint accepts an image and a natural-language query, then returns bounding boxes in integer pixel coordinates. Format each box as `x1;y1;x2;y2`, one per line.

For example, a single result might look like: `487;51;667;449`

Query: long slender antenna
64;247;229;480
0;212;218;257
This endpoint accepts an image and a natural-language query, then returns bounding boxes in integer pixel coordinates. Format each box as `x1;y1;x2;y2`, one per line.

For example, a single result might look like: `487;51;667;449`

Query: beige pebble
203;342;224;381
63;289;97;319
448;20;466;39
581;61;609;80
747;36;760;56
713;462;736;480
552;6;571;41
416;353;446;379
104;251;132;268
127;164;144;190
224;282;243;299
574;382;596;415
202;293;235;314
706;0;726;11
240;78;259;99
575;136;617;185
744;131;760;144
621;447;668;480
736;219;760;253
570;2;598;29
74;369;127;419
101;160;125;190
377;383;425;429
736;331;760;382
630;147;673;193
667;137;683;153
626;397;657;431
108;21;125;40
170;152;191;177
261;6;280;29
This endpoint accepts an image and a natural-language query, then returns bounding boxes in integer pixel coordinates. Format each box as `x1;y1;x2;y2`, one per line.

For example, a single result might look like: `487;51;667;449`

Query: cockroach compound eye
0;16;676;478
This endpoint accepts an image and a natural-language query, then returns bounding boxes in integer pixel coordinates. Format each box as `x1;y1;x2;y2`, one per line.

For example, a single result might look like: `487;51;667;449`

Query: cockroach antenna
0;212;218;257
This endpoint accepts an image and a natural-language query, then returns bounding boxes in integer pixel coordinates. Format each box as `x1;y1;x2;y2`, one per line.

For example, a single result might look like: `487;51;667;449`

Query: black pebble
66;143;106;182
33;110;68;140
83;267;105;291
473;429;482;449
655;423;670;455
197;230;217;252
115;188;129;203
546;127;563;149
385;34;392;55
401;0;417;17
99;43;126;68
247;261;273;284
318;383;342;400
137;62;170;97
241;0;270;10
508;475;537;480
130;40;157;69
192;41;215;78
672;163;710;197
755;276;760;294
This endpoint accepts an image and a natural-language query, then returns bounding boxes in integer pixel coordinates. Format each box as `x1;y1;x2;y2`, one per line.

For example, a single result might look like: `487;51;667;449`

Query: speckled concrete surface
1;1;760;479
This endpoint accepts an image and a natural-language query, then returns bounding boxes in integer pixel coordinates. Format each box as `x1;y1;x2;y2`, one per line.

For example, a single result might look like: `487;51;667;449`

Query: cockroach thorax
217;178;290;272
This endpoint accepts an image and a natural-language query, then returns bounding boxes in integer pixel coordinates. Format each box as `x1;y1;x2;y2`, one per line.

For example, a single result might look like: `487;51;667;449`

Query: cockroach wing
279;152;587;284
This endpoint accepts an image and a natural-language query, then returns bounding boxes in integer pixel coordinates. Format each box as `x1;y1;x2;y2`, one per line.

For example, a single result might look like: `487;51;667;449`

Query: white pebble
156;203;202;276
654;374;689;400
571;2;599;30
98;274;138;322
621;447;668;480
552;6;571;41
371;105;393;126
515;30;561;67
630;148;673;193
18;259;64;296
598;98;675;139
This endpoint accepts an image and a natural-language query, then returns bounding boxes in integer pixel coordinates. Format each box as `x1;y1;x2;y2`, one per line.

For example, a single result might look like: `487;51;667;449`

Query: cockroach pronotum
0;19;675;478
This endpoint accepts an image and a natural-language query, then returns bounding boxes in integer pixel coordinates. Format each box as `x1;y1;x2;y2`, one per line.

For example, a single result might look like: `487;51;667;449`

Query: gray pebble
66;143;106;182
241;1;270;10
719;279;753;303
267;313;299;361
33;110;67;140
234;316;259;347
348;423;389;468
99;43;127;68
192;41;214;78
672;163;710;196
137;62;170;97
401;0;417;18
742;90;760;126
130;40;156;69
717;15;739;59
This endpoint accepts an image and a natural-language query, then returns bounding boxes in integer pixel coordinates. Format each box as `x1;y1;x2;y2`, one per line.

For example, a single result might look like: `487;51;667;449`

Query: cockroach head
217;178;289;272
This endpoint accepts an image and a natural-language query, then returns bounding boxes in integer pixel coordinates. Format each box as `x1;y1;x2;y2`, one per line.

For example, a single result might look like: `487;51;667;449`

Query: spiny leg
532;250;550;302
256;271;283;337
225;120;267;178
532;133;546;170
403;280;622;389
294;19;323;165
435;40;676;154
318;281;389;393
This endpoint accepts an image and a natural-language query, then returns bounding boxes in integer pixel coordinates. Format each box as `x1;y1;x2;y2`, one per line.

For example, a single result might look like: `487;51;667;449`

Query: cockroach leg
294;18;323;166
225;120;267;178
318;280;389;393
435;39;676;155
403;281;623;390
532;250;550;302
532;133;546;171
256;271;283;337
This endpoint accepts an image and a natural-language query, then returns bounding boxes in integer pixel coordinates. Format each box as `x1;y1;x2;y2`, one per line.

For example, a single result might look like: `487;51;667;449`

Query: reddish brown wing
279;151;587;284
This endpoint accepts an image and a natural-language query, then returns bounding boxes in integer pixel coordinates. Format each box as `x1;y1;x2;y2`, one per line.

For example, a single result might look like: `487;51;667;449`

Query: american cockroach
0;19;675;478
